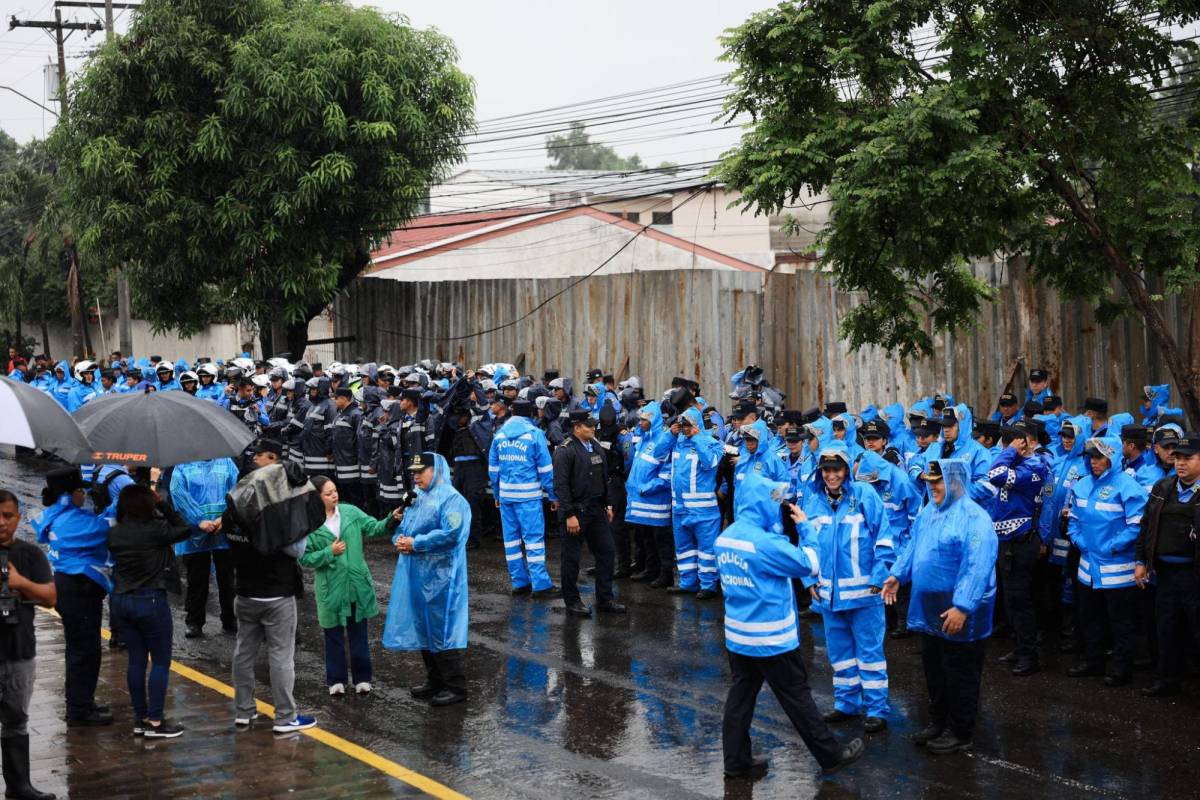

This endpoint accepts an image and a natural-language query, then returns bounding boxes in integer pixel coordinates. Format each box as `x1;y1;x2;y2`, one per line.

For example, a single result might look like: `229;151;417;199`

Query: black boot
2;735;55;800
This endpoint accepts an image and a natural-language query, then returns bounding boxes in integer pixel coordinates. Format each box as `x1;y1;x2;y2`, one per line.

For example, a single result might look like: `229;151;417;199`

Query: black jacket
1136;476;1200;571
107;502;191;594
553;436;609;521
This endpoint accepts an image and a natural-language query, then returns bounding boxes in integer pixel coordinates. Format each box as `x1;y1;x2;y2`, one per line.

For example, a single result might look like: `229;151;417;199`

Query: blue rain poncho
31;495;113;593
734;418;789;487
169;458;239;555
382;453;472;652
715;474;818;657
625;402;674;526
889;459;997;642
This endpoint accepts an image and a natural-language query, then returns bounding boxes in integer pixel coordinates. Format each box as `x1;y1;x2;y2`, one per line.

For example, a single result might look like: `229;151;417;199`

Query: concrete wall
24;318;259;362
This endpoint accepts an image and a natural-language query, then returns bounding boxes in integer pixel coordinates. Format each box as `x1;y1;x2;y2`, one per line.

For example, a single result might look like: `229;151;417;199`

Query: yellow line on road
41;608;470;800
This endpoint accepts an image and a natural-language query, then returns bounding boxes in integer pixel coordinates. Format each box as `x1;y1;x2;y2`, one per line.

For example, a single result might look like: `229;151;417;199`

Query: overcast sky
0;0;776;168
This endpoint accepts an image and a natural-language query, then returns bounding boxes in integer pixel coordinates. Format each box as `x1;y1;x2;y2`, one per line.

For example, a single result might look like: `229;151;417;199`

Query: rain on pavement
1;451;1192;800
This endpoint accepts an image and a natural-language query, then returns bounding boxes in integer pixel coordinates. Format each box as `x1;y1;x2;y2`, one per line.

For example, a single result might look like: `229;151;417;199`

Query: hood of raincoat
855;449;891;483
1143;384;1170;416
860;404;879;423
881;403;905;427
932;458;970;510
943;403;974;442
680;406;704;431
740;418;771;447
805;415;834;449
53;360;74;388
413;452;453;499
1059;414;1094;457
806;440;852;492
1106;412;1133;438
732;473;789;534
833;412;859;442
362;386;384;412
1086;435;1124;480
1034;413;1062;443
501;414;540;438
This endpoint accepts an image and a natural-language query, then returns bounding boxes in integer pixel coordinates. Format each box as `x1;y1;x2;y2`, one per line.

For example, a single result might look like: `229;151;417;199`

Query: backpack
88;468;128;513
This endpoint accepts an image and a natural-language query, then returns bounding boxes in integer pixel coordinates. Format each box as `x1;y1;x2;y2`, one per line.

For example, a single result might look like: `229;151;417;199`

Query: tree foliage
719;0;1200;423
546;121;647;170
52;0;474;350
0;131;113;355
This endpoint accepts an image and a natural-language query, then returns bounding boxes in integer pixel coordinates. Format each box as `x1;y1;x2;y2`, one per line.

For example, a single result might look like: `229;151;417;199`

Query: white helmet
197;363;220;379
74;360;96;381
251;374;270;389
179;371;199;384
267;357;292;370
479;379;497;392
155;360;175;374
232;357;255;372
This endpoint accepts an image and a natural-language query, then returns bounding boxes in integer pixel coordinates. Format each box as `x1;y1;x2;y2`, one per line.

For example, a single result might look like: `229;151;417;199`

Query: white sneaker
234;711;259;727
355;682;371;695
329;683;346;696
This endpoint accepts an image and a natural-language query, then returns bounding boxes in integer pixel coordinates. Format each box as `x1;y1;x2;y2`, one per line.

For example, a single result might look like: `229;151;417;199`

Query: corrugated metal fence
333;259;1187;415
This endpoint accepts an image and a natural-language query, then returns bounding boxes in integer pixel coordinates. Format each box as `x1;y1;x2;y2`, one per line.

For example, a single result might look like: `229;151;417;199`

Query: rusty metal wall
758;256;1188;415
333;270;765;399
334;259;1186;416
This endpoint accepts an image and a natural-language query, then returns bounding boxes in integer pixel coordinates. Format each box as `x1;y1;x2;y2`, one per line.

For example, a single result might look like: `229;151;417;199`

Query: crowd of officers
7;348;1200;779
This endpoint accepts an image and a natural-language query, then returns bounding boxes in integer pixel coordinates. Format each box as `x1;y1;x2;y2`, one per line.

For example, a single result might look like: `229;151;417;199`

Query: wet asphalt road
3;450;1198;799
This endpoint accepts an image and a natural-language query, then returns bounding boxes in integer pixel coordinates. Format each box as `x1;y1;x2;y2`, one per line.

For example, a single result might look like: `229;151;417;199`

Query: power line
368;187;709;343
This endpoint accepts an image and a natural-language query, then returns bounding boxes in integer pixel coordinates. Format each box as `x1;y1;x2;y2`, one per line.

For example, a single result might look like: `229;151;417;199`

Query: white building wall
28;318;259;362
369;215;752;282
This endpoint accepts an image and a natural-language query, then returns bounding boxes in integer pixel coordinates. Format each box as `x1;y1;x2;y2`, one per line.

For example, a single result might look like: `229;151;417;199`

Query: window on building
651;211;673;226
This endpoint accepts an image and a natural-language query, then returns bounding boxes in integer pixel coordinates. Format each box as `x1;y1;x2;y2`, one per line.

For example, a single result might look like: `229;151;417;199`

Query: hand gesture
331;539;347;556
788;504;806;524
880;576;899;605
566;516;581;536
395;536;414;554
941;606;967;635
391;506;405;522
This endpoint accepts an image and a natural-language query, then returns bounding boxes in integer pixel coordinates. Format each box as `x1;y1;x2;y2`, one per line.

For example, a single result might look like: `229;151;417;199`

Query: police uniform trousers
998;532;1041;662
55;573;106;721
722;647;843;772
451;457;488;546
1153;560;1200;686
501;500;554;592
358;465;379;517
1077;583;1139;676
823;603;889;717
673;513;720;591
561;502;616;607
921;634;986;739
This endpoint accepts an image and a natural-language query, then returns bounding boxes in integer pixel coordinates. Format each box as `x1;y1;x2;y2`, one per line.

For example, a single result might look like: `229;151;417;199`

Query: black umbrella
73;389;254;467
0;376;94;462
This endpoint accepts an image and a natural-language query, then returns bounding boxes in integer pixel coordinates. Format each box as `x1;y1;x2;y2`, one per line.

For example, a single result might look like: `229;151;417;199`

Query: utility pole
9;10;100;358
103;0;135;358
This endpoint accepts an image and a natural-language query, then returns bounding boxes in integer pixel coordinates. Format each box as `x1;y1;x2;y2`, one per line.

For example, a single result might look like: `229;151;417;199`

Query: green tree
546;121;645;170
0;133;110;358
52;0;474;355
718;0;1200;425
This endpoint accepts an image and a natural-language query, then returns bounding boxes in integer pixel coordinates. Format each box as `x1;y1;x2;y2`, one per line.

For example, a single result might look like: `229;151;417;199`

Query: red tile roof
372;208;552;261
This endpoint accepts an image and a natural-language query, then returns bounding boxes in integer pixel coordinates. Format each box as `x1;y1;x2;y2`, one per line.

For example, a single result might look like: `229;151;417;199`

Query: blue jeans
323;605;372;687
112;588;173;721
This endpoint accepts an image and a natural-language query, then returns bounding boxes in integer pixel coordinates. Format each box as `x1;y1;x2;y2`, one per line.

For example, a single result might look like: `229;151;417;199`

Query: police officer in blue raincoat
383;452;471;707
1065;435;1148;685
923;404;995;507
854;449;921;638
829;413;864;464
670;407;723;598
1120;425;1165;492
883;459;998;755
733;418;789;492
798;442;894;732
31;467;114;726
65;362;101;412
624;402;677;587
717;473;863;780
488;399;559;597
